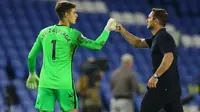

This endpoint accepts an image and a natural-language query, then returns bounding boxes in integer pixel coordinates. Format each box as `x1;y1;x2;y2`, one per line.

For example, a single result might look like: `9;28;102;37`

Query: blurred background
0;0;199;112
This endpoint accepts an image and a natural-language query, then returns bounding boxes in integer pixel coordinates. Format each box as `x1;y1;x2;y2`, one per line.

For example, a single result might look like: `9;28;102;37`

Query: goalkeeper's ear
64;12;68;18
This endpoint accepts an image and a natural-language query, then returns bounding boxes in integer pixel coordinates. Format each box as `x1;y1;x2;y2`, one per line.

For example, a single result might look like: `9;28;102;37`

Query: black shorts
140;87;183;112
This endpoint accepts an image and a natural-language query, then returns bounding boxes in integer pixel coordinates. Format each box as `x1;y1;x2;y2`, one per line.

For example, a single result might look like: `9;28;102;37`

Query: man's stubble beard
147;24;154;30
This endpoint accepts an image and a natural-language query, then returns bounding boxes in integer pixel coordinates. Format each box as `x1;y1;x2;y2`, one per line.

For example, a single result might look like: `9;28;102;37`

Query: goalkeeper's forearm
28;50;37;75
27;37;42;75
81;29;110;50
28;56;36;75
95;29;110;45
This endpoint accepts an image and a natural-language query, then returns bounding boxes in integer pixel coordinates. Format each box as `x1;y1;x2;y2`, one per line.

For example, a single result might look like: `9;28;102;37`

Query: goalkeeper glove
26;72;39;89
104;18;117;32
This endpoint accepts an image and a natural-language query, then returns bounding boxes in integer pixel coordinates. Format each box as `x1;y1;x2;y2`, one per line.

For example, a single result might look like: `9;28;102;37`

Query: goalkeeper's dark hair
55;1;76;20
152;8;168;27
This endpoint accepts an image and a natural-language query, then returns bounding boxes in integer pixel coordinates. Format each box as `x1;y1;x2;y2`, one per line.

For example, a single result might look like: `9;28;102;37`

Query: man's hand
147;76;158;88
104;18;117;32
115;23;123;32
26;73;39;89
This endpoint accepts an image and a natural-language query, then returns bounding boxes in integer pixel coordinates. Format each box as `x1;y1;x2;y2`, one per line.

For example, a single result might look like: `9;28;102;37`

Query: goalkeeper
26;1;117;112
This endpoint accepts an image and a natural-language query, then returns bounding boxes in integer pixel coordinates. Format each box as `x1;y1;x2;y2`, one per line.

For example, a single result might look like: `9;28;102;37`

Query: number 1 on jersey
51;40;56;60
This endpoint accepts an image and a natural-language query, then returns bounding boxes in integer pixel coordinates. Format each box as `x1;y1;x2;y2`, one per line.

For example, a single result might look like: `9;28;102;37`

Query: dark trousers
140;87;183;112
82;106;102;112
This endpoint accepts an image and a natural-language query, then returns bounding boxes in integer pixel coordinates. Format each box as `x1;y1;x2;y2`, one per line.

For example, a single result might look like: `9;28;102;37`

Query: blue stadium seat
12;105;24;112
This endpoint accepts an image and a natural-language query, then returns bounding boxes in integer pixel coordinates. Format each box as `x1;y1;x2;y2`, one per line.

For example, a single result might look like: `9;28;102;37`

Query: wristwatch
153;74;159;79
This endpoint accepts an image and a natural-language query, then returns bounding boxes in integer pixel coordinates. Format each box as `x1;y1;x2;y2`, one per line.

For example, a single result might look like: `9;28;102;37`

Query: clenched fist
114;23;123;32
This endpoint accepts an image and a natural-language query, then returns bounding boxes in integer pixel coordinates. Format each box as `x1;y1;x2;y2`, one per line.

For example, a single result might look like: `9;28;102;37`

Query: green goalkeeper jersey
28;25;109;89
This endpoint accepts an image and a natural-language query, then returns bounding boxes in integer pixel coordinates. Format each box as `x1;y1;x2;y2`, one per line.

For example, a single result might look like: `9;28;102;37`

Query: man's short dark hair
152;8;168;26
55;1;76;20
